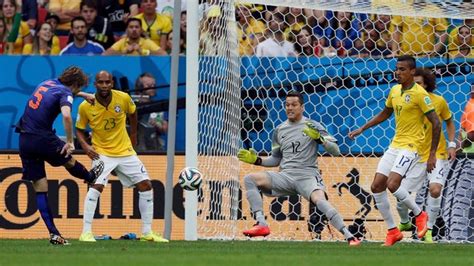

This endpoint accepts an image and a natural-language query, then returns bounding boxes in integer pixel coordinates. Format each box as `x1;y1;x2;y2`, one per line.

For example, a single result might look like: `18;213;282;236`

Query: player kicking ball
15;66;104;245
238;90;361;246
75;71;168;243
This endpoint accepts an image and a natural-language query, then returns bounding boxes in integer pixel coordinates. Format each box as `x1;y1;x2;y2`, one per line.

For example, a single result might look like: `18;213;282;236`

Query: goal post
187;0;474;242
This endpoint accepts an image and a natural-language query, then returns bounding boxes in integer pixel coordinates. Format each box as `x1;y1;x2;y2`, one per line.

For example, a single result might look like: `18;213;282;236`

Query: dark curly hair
58;66;88;91
414;68;436;93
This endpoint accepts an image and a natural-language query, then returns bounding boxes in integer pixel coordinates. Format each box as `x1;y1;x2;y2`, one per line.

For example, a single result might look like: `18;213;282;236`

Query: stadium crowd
0;0;472;58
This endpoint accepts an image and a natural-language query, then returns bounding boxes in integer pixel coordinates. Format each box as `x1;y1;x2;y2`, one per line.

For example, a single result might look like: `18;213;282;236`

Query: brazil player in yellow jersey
349;55;441;246
396;68;456;243
75;71;168;243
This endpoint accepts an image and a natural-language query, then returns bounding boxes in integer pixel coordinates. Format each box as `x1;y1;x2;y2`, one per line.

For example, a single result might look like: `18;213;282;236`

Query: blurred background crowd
0;0;471;58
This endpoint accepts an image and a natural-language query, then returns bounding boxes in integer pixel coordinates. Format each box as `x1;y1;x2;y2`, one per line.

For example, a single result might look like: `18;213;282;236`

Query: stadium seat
58;36;69;50
38;7;47;25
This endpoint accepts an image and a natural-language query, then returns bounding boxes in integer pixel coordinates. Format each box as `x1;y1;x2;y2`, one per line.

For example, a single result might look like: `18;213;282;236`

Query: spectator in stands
370;12;392;55
310;9;329;38
23;22;60;55
460;85;474;153
134;0;172;51
72;0;114;50
21;0;38;31
255;12;295;57
179;10;186;54
166;30;185;54
236;3;265;56
391;5;448;57
60;16;104;55
294;26;318;57
44;13;61;52
449;25;474;58
104;17;165;55
134;73;168;151
48;0;81;33
351;22;391;58
199;5;229;56
0;17;6;54
1;0;32;54
324;11;363;57
98;0;140;36
45;12;60;34
447;19;474;55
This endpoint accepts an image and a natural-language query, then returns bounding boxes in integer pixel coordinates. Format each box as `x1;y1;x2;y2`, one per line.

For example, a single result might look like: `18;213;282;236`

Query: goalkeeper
238;90;360;246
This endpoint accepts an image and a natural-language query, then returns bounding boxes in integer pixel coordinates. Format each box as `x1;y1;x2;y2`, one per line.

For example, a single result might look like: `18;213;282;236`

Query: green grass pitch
0;239;473;266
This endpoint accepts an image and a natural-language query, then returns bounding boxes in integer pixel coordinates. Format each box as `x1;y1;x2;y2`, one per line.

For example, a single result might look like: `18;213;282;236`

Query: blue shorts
19;133;72;181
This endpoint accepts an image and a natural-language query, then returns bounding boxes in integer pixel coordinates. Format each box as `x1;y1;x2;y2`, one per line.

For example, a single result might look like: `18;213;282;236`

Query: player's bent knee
429;184;442;198
136;180;152;191
63;158;76;168
386;179;400;193
33;178;48;192
91;184;104;193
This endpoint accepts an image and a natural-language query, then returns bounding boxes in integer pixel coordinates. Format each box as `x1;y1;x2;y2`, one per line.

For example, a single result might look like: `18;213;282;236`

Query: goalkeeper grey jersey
271;116;333;173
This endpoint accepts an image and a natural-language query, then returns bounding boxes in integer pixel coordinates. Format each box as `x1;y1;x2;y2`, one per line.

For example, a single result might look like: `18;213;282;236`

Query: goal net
190;0;474;242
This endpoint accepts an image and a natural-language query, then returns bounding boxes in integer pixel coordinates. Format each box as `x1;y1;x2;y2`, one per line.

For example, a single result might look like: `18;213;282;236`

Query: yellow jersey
12;21;31;54
237;19;266;56
76;90;136;157
418;93;451;162
448;26;474;58
134;13;172;46
22;36;61;55
391;14;447;55
385;83;434;152
110;37;161;55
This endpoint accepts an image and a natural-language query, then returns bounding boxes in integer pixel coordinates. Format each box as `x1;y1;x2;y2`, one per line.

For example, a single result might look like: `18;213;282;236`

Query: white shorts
401;159;449;192
376;147;419;177
93;154;149;188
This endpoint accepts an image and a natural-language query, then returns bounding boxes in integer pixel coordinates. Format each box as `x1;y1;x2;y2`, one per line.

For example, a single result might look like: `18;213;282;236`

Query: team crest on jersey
405;94;411;103
424;96;432;105
114;105;121;113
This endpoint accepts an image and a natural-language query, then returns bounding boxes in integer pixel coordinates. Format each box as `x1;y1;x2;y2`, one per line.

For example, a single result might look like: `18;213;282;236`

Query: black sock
66;161;92;182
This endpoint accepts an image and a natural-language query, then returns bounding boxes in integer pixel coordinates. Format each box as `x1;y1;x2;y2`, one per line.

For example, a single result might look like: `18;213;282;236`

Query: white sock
83;188;101;233
392;186;421;216
373;191;396;229
139;190;154;235
427;195;441;229
396;200;410;224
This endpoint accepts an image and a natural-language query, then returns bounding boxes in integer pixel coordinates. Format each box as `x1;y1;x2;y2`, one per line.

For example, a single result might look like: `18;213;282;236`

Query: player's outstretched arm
60;105;75;156
76;92;95;105
348;107;393;139
238;148;259;164
426;111;441;172
237;148;281;167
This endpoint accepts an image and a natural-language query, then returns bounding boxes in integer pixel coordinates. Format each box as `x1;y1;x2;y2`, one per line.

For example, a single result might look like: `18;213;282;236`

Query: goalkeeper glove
303;122;325;143
237;148;261;165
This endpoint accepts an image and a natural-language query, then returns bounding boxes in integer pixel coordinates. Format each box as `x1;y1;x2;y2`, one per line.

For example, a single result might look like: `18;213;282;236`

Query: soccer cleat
87;160;104;185
382;228;403;246
50;234;70;245
398;222;414;232
348;237;362;246
423;229;433;243
415;211;428;239
243;223;271;237
79;231;96;242
140;231;169;243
